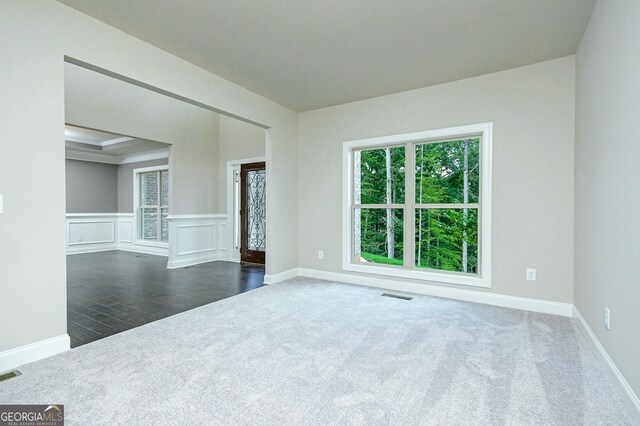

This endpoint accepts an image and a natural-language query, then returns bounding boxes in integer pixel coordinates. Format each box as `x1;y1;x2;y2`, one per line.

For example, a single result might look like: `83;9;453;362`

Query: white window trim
133;165;170;247
342;122;493;288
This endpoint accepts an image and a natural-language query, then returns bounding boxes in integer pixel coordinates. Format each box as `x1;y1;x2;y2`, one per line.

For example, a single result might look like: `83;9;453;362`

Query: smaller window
138;169;169;242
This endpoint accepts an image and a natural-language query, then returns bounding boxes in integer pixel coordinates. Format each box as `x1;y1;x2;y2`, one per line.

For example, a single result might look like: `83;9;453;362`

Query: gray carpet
0;279;635;425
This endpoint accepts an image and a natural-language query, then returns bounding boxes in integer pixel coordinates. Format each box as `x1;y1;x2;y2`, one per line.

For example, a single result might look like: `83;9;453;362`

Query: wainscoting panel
117;215;133;243
167;214;228;269
69;221;114;245
66;213;226;263
66;214;117;254
66;213;168;257
177;224;216;256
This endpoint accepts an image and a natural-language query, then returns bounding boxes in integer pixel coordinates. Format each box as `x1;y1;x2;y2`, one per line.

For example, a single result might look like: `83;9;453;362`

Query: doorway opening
64;60;268;348
227;155;267;265
240;162;266;264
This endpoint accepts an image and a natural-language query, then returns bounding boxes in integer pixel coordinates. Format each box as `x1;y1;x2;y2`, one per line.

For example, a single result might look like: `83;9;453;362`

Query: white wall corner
263;268;299;285
573;307;640;421
0;335;70;373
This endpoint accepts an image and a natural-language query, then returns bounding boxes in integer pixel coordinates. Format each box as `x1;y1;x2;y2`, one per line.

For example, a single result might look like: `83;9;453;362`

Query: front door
240;162;266;264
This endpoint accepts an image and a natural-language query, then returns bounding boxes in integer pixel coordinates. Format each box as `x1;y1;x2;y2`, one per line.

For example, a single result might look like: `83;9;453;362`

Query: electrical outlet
604;307;610;330
318;250;324;260
526;268;536;281
77;234;84;242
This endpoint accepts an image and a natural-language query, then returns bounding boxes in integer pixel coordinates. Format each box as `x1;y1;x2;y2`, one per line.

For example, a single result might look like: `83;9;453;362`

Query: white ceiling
57;0;595;112
65;125;134;147
65;125;169;163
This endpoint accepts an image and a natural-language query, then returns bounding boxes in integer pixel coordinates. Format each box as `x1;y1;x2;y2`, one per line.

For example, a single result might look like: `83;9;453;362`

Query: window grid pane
354;208;404;266
415;208;478;274
355;146;405;205
141;172;159;206
161;170;169;206
161;207;169;242
415;138;480;204
141;207;158;240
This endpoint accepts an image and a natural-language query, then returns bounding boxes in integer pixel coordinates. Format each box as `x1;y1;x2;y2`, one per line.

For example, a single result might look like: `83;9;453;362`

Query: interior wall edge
573;307;640;422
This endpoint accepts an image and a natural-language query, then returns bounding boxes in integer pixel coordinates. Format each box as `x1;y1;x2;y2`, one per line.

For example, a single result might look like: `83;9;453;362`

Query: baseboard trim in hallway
573;307;640;422
0;335;70;373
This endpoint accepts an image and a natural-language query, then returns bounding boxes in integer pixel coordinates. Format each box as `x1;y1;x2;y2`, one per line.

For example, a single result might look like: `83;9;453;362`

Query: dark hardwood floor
67;251;264;348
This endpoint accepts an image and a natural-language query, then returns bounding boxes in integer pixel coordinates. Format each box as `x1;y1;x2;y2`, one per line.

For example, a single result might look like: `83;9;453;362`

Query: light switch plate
0;194;3;214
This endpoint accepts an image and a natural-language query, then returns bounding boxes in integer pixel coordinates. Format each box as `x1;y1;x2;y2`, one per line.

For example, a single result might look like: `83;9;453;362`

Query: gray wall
298;56;575;303
575;0;640;399
65;159;118;213
118;158;169;213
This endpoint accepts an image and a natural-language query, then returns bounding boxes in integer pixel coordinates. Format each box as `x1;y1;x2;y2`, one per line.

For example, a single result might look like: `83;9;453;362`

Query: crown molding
65;148;169;165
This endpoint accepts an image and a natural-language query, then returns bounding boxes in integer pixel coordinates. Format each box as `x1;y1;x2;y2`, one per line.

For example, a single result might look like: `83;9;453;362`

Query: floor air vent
0;370;21;382
381;293;413;301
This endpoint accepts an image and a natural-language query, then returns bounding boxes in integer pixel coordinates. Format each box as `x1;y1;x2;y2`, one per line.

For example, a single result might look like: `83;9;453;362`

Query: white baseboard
263;268;299;285
294;268;573;317
66;244;118;255
573;307;640;421
117;244;169;257
166;253;224;269
0;335;70;373
67;245;168;257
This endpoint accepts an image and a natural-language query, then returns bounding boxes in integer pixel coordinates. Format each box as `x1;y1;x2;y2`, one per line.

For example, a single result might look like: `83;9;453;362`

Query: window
138;168;169;243
343;123;492;287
